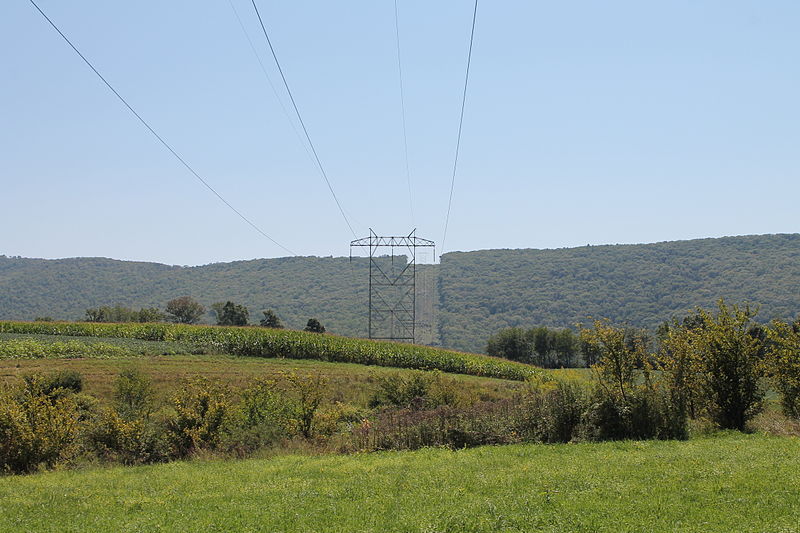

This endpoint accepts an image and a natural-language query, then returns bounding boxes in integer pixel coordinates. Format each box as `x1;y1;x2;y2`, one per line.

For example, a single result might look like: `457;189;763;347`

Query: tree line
84;297;326;333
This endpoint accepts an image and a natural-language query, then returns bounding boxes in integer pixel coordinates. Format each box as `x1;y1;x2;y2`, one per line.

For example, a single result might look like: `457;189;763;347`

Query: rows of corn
0;321;538;381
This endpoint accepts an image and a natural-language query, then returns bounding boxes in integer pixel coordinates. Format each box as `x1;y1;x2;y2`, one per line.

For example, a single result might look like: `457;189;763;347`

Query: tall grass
0;321;539;381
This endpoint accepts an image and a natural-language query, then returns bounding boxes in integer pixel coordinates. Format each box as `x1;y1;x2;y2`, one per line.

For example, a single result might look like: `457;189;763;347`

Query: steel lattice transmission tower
350;229;435;342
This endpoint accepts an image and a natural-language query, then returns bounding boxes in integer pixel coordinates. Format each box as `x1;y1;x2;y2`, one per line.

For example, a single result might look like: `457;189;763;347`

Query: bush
369;371;464;410
285;373;327;438
517;373;590;443
691;302;765;430
0;379;81;473
767;320;800;418
113;369;153;421
86;408;168;465
166;378;231;457
223;379;294;454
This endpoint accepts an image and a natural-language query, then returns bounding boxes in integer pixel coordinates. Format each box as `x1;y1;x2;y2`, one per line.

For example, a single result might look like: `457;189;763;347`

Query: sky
1;1;798;266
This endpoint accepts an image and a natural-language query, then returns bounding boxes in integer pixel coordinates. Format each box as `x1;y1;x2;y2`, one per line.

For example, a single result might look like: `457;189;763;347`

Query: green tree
486;327;530;362
259;309;283;329
215;301;249;326
304;318;325;333
691;301;766;430
165;297;205;325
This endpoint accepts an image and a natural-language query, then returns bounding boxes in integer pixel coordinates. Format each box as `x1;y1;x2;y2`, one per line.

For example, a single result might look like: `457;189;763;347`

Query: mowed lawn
1;433;798;533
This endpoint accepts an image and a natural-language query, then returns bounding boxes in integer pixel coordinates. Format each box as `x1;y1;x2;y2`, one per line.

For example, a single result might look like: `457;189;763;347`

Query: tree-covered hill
437;234;800;352
2;233;799;353
0;255;371;336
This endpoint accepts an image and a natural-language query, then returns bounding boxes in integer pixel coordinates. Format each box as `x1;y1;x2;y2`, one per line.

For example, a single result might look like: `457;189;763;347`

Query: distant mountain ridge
2;233;799;353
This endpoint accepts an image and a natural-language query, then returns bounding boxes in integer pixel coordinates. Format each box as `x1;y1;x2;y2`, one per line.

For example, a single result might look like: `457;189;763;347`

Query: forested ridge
2;233;799;353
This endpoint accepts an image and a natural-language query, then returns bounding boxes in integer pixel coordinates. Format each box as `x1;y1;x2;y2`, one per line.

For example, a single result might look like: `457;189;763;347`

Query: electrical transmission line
249;0;357;238
226;0;317;168
441;0;479;255
393;0;414;228
28;0;297;256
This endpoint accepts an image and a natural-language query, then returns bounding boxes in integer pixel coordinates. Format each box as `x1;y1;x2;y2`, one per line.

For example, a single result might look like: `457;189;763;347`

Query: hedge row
0;321;539;381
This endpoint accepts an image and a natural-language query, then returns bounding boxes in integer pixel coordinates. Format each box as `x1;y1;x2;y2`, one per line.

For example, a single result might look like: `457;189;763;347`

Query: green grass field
0;352;523;408
0;432;797;532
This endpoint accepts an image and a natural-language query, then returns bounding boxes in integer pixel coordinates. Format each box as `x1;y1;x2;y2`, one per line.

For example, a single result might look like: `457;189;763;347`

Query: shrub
224;379;294;454
86;408;168;465
113;369;153;421
691;301;766;430
517;373;590;443
580;320;688;440
166;378;231;457
0;379;81;473
767;319;800;418
21;370;83;398
369;371;464;410
285;373;327;438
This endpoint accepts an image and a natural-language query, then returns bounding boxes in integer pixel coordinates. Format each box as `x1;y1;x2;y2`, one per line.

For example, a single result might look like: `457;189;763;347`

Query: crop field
0;432;797;532
0;321;539;381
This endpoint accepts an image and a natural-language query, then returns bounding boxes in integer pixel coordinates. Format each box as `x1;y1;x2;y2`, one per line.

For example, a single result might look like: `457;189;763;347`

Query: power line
249;0;357;238
441;0;479;255
393;0;414;228
226;0;317;167
28;0;297;257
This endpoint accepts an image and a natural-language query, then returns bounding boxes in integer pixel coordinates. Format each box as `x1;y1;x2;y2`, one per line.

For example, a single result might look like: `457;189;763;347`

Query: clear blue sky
2;1;798;265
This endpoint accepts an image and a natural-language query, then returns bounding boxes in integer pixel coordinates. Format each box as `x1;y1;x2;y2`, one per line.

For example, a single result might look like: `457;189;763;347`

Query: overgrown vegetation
1;299;799;477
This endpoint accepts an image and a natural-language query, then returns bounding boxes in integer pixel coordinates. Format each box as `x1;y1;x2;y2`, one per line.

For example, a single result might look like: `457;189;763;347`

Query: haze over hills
2;233;799;353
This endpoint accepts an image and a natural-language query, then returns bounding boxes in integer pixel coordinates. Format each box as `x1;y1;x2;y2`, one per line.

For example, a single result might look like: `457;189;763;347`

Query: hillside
2;233;800;353
438;234;800;352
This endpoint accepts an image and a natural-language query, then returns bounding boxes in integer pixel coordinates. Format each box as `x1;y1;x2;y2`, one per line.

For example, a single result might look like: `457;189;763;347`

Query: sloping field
0;321;538;381
1;433;797;532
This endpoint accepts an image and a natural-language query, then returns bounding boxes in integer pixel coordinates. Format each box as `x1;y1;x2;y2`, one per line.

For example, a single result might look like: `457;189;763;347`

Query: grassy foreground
1;433;798;533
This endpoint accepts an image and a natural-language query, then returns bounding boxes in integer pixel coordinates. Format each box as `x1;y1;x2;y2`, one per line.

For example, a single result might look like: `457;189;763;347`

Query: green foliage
2;235;800;353
259;309;283;329
213;301;250;326
0;321;540;381
0;338;135;359
691;301;766;430
113;369;153;421
85;305;165;323
304;318;325;333
517;373;590;443
2;434;800;532
369;371;463;410
766;319;800;418
438;234;800;353
285;373;327;438
165;296;205;325
86;408;167;466
487;326;582;367
0;377;81;473
224;379;294;453
166;377;231;456
580;321;687;440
